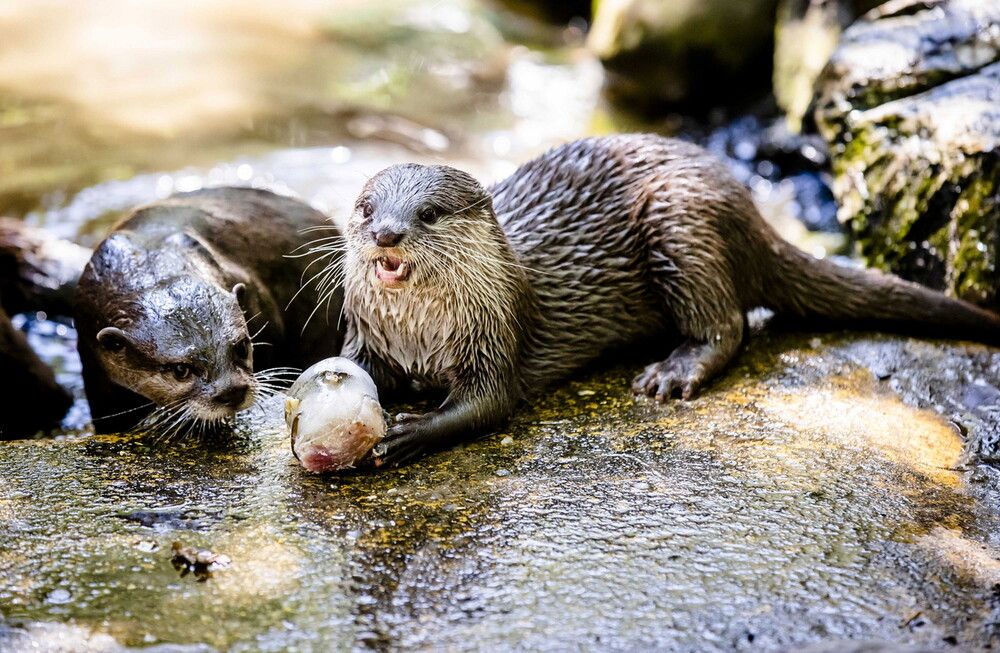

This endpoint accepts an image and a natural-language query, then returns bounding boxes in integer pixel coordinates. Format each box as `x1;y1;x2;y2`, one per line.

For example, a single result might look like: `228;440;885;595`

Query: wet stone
1;330;999;651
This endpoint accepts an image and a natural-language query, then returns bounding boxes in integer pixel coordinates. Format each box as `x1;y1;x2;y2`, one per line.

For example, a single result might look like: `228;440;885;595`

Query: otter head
345;164;505;290
94;278;256;423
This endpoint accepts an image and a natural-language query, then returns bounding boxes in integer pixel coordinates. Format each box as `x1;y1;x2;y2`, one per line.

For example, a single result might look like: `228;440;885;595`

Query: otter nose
373;229;403;248
214;384;250;409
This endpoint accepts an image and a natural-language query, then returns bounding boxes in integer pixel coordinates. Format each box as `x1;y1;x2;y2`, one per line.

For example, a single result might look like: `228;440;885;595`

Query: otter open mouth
375;255;412;286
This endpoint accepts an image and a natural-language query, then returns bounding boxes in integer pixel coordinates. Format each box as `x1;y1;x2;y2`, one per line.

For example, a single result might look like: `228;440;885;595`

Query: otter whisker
147;404;192;444
298;224;342;235
432;234;559;277
256;366;302;373
288;258;341;309
289;233;347;254
441;195;490;216
136;396;189;431
91;399;158;424
249;320;270;342
301;277;340;333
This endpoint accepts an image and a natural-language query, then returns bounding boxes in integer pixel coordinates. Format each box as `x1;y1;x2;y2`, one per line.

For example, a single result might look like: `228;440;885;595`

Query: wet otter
76;187;344;435
338;134;1000;466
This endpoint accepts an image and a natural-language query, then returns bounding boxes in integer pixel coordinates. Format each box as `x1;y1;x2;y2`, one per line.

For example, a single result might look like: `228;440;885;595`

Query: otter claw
374;419;431;467
633;359;705;402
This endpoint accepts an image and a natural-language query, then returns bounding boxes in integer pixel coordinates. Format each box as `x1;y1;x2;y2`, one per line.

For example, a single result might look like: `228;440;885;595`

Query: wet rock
0;298;71;439
170;541;233;582
780;640;947;652
2;331;1000;650
0;218;89;317
0;621;218;653
813;0;1000;306
773;0;883;132
587;0;780;114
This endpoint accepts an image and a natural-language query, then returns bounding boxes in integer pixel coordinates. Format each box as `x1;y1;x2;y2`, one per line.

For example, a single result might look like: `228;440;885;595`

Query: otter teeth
375;256;412;283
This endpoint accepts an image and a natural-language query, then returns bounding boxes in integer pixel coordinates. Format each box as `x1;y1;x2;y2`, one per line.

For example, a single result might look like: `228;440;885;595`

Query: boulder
588;0;780;114
773;0;883;132
0;218;89;317
814;0;1000;305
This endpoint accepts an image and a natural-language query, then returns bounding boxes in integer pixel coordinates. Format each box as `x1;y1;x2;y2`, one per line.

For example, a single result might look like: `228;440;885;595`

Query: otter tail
765;243;1000;346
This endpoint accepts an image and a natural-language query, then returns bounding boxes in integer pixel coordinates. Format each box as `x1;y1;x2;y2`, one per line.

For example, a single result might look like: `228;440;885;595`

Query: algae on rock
813;0;1000;305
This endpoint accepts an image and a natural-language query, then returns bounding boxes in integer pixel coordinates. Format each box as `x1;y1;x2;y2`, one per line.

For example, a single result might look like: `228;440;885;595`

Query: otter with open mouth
76;187;344;436
338;134;1000;466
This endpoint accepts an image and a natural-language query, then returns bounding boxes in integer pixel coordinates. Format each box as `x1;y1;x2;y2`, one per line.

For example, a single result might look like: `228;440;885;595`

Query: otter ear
231;283;246;306
97;327;129;353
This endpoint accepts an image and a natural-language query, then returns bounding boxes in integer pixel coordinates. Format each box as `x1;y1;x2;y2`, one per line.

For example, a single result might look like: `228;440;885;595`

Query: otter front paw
372;412;435;467
632;355;707;401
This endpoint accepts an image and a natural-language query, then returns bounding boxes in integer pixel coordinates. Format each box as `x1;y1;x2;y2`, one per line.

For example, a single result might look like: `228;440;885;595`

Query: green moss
950;163;1000;304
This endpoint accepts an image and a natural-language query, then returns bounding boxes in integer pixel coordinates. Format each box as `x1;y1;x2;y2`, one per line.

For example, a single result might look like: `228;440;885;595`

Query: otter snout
214;383;251;410
373;229;404;248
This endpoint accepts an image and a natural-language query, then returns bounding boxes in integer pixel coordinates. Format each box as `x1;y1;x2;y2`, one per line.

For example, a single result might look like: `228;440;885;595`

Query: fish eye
361;201;374;218
234;338;251;360
168;363;194;381
419;207;438;224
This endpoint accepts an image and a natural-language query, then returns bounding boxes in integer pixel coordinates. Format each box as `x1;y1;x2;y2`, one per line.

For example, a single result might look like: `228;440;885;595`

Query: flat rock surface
3;330;999;652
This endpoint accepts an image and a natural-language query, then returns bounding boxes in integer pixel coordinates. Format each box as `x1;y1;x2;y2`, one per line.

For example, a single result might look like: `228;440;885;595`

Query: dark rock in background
0;218;89;317
487;0;591;25
0;219;86;438
0;299;72;440
587;0;780;115
813;0;1000;306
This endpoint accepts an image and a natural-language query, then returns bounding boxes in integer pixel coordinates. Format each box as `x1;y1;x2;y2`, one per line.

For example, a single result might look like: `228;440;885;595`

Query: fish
284;357;386;473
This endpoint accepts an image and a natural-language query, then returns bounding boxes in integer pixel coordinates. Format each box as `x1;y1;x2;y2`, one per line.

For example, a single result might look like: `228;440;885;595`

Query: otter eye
361;201;374;218
234;338;251;361
170;363;194;381
102;337;125;353
419;207;438;223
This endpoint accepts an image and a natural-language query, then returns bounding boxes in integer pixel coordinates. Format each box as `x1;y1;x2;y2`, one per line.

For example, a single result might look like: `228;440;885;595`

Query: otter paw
631;359;706;401
373;415;433;467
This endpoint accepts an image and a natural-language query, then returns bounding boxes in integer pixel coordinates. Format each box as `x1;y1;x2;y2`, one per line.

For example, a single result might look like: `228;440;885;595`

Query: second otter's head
93;277;256;423
345;164;507;290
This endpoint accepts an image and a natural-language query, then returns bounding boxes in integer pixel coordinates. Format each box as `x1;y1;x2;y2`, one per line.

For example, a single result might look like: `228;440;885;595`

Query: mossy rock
814;0;1000;306
773;0;883;133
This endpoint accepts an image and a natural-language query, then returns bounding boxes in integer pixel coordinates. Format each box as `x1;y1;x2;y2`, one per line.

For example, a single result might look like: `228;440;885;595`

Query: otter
75;187;344;435
337;134;1000;466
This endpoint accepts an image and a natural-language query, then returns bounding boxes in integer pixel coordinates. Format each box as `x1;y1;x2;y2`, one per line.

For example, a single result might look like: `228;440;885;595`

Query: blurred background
0;0;846;246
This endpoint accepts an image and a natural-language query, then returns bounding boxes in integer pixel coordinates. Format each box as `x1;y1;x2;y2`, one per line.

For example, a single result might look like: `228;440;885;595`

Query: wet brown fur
76;187;344;435
341;134;1000;465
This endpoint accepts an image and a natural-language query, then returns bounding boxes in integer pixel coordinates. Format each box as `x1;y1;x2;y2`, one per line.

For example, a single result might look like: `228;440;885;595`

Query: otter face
94;279;257;423
345;164;499;290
